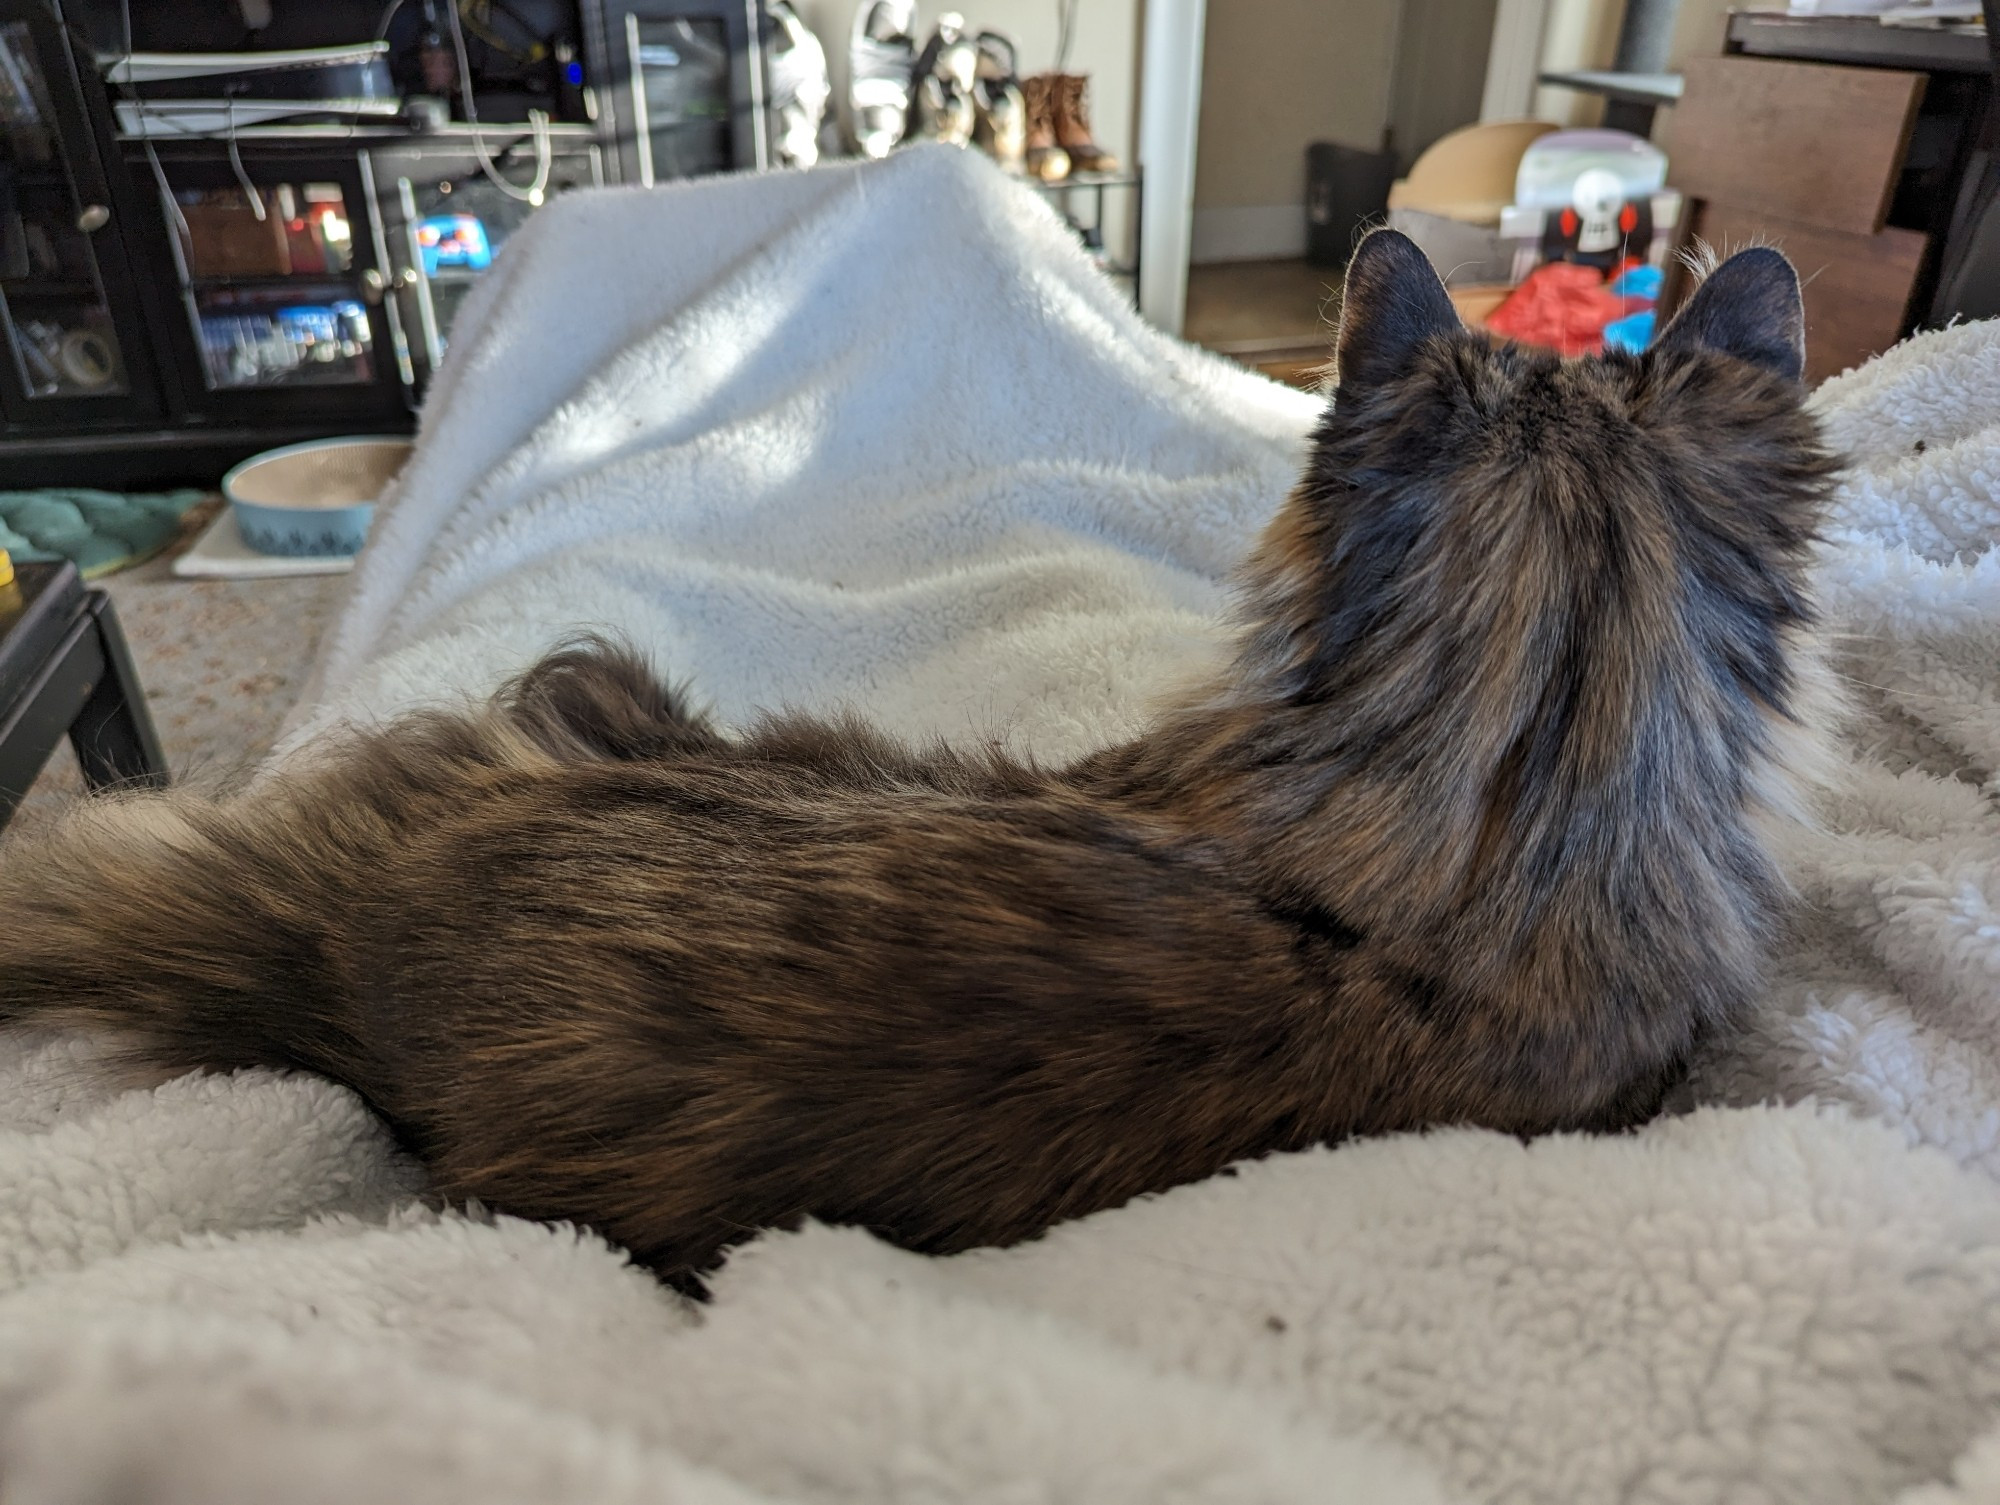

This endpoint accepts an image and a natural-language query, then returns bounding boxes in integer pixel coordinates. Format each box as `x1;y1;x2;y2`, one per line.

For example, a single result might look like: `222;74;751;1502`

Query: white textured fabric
7;146;2000;1505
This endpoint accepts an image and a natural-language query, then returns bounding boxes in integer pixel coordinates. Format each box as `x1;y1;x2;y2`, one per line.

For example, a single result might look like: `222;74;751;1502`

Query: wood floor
1183;259;1344;388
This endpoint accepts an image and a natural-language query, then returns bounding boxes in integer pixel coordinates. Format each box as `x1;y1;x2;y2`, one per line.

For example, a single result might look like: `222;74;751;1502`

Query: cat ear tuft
1335;229;1461;394
1654;246;1805;384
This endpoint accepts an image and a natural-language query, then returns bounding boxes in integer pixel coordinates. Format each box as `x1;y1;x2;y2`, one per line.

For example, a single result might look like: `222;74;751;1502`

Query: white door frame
1136;0;1207;335
1480;0;1553;120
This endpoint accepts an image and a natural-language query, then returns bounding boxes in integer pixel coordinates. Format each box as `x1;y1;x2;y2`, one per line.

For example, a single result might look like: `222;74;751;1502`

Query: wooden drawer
1661;53;1935;381
1682;201;1928;383
1667;56;1926;236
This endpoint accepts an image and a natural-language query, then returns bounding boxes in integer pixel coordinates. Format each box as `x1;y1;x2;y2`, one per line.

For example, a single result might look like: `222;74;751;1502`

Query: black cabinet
0;1;617;488
0;0;788;487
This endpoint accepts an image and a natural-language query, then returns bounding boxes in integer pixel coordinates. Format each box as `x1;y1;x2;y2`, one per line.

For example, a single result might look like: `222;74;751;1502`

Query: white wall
1188;0;1402;263
1664;0;1759;71
1530;0;1625;124
1136;0;1209;332
1480;0;1552;120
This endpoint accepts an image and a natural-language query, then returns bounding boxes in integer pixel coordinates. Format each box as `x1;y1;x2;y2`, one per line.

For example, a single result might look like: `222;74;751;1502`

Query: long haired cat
0;233;1837;1282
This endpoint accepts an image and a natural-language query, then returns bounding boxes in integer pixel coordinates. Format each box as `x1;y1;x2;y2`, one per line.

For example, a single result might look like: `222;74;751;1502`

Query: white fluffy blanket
8;147;2000;1505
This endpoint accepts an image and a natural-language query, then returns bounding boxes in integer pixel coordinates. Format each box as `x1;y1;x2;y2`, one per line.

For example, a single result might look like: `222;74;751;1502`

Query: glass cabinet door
593;1;769;188
383;146;603;383
131;148;408;423
168;178;376;392
628;17;736;183
0;16;146;423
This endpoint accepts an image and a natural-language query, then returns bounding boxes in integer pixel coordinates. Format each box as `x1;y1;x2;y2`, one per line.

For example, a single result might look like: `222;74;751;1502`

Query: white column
1480;0;1553;121
1136;0;1207;336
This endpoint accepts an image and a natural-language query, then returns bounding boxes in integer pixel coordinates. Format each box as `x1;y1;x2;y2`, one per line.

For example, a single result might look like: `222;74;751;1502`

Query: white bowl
223;436;413;557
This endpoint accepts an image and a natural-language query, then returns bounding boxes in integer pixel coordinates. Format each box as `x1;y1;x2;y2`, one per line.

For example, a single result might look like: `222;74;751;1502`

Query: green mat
0;488;208;580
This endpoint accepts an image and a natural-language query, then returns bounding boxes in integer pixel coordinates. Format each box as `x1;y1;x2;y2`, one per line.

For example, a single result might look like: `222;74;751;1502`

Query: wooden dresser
1660;12;1997;383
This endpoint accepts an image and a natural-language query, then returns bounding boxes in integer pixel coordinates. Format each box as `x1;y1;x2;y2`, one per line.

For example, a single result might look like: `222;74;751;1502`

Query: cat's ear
1653;247;1805;384
1335;229;1461;394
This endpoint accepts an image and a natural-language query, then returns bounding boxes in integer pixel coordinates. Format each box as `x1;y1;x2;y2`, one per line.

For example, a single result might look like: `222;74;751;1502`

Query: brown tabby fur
0;234;1839;1284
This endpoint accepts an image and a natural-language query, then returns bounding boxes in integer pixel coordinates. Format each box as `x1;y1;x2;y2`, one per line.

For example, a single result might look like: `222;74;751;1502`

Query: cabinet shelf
1;276;103;299
184;272;363;293
1029;170;1141;192
115;120;603;146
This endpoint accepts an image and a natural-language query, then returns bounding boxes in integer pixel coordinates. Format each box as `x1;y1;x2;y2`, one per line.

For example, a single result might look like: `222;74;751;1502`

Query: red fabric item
1485;261;1630;358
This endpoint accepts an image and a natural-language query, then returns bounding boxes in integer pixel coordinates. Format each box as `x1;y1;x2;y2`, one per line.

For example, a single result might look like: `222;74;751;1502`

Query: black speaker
1305;141;1397;269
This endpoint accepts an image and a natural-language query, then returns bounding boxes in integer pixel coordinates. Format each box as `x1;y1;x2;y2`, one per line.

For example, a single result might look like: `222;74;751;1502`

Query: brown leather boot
1051;73;1117;175
1019;73;1071;183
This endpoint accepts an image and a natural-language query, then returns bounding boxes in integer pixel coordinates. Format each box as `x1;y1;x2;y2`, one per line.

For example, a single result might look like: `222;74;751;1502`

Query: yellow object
1387;120;1564;228
0;548;13;587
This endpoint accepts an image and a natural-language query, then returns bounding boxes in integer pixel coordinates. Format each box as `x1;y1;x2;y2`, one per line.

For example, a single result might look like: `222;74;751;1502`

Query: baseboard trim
1191;204;1308;264
1203;334;1331;358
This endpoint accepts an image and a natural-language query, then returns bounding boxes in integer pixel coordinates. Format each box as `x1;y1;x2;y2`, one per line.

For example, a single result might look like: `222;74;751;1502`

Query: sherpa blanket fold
7;146;2000;1505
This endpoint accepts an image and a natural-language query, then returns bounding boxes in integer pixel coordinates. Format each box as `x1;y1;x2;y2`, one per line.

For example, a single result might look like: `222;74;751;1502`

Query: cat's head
1272;226;1835;700
1321;230;1821;525
1334;229;1808;394
1244;228;1843;843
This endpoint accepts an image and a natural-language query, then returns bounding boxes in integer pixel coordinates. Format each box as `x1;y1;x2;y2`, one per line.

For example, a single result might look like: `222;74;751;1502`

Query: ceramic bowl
223;436;413;558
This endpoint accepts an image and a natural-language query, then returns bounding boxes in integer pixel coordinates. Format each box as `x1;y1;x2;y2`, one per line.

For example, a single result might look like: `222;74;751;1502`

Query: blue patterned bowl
223;437;413;558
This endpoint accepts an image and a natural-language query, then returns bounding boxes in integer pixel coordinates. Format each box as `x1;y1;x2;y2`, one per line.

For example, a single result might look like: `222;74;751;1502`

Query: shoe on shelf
908;14;978;148
971;31;1026;171
1050;72;1117;175
767;0;831;168
849;0;916;160
1019;73;1071;183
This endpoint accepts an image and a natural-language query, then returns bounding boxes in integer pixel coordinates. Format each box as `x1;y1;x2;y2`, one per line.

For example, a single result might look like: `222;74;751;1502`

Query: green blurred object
0;488;205;579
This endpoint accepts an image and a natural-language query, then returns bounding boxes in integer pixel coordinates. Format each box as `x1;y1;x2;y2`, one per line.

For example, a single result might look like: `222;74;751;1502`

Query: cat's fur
0;234;1839;1282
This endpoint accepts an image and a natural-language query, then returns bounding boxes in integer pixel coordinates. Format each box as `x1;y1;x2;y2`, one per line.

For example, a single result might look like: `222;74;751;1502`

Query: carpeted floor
9;515;349;837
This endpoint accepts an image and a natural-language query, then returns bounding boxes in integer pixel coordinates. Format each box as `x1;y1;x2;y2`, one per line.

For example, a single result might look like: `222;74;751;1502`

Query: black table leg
0;570;169;832
68;590;169;795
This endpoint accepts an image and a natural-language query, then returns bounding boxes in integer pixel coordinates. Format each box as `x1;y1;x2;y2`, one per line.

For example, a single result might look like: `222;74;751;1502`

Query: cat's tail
0;635;706;1085
0;788;364;1083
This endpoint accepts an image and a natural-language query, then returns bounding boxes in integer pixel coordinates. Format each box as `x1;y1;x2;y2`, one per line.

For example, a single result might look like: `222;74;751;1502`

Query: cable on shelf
443;0;551;205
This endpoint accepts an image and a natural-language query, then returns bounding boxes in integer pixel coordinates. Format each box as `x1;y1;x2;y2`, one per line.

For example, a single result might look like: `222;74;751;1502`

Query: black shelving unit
0;0;621;487
1028;168;1141;306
